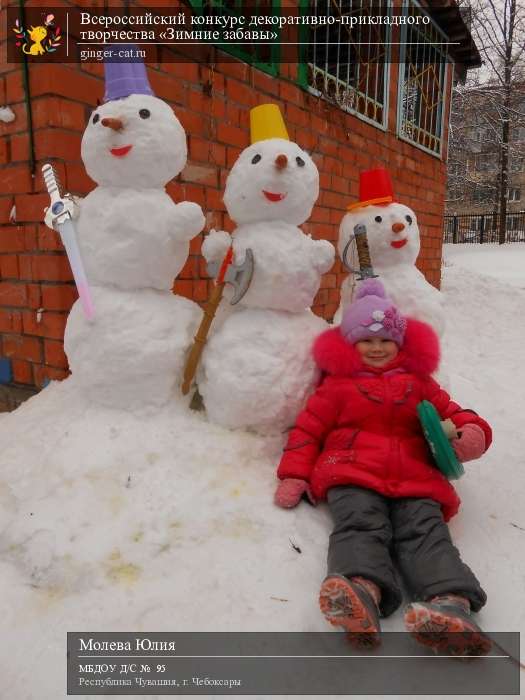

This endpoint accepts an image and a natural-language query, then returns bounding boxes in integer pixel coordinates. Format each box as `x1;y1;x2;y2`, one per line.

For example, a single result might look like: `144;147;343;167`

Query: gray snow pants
327;485;487;618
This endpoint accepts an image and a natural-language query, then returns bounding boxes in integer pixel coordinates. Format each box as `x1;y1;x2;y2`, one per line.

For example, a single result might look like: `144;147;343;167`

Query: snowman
198;104;335;434
335;168;446;337
61;52;205;410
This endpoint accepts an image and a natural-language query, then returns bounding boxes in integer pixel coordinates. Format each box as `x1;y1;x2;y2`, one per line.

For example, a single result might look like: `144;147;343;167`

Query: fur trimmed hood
313;318;440;377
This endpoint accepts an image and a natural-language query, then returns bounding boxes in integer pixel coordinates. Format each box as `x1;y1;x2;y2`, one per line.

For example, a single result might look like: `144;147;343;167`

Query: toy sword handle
42;164;95;320
342;224;378;280
42;164;74;221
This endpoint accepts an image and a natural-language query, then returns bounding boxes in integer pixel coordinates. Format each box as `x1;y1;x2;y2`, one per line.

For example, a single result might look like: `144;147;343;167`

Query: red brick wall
0;7;451;388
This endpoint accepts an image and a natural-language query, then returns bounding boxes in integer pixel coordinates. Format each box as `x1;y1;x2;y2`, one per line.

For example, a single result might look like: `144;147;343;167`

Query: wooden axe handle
181;282;225;395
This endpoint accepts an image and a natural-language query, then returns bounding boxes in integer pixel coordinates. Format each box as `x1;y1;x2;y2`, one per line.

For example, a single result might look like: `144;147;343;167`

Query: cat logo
12;14;61;56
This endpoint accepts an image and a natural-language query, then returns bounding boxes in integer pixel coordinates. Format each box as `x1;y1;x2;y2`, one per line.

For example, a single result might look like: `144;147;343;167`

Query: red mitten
274;478;314;508
452;424;486;462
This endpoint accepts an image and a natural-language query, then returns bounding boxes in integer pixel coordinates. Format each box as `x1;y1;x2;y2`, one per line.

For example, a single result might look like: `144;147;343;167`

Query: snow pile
1;244;524;699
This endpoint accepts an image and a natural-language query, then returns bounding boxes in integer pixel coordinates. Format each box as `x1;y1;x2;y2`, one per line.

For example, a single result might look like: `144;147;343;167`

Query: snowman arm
171;201;205;242
201;229;232;263
67;195;83;220
311;239;335;274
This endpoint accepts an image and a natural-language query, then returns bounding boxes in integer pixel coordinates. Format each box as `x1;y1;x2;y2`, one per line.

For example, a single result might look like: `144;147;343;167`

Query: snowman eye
375;216;382;223
405;215;413;225
92;113;100;124
251;154;262;164
296;156;305;167
139;109;151;119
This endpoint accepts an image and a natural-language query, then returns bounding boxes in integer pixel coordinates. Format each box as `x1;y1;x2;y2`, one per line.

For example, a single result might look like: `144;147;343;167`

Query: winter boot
319;574;381;648
404;594;492;656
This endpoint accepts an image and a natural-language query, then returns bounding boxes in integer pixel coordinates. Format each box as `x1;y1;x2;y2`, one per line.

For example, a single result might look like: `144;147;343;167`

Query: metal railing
444;211;525;243
300;0;391;129
397;0;449;157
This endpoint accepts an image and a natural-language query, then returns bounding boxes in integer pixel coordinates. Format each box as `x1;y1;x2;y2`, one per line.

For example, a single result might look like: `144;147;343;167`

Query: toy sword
342;223;378;280
42;164;95;320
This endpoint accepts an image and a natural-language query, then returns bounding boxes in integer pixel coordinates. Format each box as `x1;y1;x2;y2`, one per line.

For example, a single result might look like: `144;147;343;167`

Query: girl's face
355;337;399;368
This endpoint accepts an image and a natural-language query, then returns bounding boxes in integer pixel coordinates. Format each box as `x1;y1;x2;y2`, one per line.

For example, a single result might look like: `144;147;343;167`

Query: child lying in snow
274;279;492;655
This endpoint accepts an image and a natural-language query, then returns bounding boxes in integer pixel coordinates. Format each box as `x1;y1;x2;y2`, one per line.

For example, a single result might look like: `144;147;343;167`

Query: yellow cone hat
250;104;289;144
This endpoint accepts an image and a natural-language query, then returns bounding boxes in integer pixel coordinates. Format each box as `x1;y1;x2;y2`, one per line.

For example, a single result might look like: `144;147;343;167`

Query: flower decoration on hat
340;278;407;346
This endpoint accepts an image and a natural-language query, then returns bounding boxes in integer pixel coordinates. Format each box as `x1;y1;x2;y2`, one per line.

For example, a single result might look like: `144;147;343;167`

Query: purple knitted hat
103;45;154;102
341;279;407;345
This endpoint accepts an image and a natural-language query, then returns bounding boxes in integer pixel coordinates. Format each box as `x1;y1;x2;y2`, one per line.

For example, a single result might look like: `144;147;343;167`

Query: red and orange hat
347;168;396;211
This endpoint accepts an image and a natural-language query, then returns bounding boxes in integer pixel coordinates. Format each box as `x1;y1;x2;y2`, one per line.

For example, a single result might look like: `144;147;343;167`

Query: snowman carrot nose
275;154;288;170
392;222;405;233
101;117;124;132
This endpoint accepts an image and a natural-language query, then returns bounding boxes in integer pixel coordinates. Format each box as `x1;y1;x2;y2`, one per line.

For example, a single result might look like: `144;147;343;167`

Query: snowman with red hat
62;50;205;410
199;104;335;433
335;168;445;337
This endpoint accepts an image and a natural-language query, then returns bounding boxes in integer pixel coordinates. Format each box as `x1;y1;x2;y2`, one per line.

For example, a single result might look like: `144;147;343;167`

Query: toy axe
342;223;378;280
181;245;254;395
205;248;254;305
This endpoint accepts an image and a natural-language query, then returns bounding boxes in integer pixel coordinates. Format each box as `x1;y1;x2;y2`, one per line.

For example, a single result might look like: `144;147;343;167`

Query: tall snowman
335;168;446;337
198;104;335;434
62;52;205;410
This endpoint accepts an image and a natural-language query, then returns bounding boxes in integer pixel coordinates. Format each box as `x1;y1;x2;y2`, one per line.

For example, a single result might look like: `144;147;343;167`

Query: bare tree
468;0;525;242
447;83;500;210
447;77;525;209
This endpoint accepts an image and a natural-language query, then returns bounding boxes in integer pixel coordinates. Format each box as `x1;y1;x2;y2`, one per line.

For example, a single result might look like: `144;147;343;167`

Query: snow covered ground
443;242;525;290
1;243;524;699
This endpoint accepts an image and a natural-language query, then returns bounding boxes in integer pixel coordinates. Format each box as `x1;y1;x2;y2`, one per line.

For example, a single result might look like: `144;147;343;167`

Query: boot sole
319;575;380;647
404;602;492;656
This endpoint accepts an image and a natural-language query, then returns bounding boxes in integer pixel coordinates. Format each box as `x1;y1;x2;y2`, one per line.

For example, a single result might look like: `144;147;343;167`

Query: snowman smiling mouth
110;145;133;157
391;238;408;249
263;190;287;202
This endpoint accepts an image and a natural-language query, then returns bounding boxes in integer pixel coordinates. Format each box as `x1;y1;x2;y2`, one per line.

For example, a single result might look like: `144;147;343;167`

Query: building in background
0;0;479;394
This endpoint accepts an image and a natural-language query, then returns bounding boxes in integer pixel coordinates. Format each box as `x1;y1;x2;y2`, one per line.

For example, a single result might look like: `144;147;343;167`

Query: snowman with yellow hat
203;104;334;311
335;168;445;337
199;104;335;433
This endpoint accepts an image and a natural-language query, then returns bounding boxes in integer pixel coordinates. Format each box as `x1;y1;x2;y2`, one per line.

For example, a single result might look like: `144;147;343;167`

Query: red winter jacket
277;319;492;521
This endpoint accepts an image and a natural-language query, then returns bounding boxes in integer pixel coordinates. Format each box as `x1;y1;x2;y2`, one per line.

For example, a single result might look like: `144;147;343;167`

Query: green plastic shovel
417;400;465;480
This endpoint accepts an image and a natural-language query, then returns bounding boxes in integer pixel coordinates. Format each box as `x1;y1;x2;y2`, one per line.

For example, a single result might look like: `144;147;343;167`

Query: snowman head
338;202;420;268
81;94;187;189
224;138;319;226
